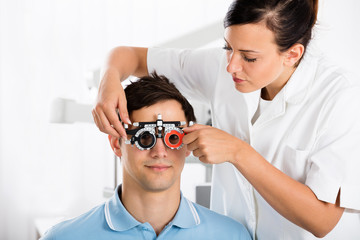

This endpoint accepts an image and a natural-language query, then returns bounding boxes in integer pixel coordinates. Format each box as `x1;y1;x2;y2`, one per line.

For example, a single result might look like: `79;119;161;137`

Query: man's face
119;100;190;193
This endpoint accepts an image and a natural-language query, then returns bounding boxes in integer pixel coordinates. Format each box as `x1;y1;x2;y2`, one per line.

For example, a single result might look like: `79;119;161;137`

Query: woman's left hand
182;124;252;164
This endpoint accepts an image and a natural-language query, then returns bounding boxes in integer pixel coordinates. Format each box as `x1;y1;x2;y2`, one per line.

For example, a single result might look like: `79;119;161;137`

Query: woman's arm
183;124;344;238
92;47;148;138
105;46;148;80
231;145;344;238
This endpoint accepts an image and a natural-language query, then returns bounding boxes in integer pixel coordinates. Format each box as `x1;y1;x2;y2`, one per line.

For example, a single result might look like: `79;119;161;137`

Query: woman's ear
108;135;122;157
284;43;304;67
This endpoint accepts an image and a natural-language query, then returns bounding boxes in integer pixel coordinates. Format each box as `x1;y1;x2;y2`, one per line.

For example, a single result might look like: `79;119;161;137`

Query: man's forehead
130;110;186;121
130;100;187;122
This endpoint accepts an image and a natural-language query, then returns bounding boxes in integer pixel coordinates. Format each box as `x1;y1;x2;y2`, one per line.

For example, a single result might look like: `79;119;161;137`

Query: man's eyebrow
223;38;260;53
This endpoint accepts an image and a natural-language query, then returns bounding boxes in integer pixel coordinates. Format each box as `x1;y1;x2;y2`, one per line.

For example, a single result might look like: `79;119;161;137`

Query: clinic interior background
0;0;359;239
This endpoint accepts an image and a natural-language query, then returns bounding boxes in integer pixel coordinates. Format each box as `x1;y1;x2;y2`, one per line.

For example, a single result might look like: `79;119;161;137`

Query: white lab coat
147;44;360;239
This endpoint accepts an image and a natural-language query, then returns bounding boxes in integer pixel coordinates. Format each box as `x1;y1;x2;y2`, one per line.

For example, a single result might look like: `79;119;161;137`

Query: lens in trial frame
139;131;156;148
164;129;184;149
168;134;179;145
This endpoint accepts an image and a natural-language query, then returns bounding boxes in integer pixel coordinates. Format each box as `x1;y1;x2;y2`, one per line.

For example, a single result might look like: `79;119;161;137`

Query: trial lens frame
124;114;191;150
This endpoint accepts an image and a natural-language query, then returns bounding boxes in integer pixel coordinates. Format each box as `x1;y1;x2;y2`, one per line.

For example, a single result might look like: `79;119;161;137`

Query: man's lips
146;164;171;172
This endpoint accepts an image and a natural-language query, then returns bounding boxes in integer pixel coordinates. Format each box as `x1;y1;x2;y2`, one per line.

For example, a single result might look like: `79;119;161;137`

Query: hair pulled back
224;0;318;53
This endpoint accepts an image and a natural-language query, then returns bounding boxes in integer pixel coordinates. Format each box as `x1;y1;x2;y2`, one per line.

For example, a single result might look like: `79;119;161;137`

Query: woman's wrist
230;139;245;165
230;140;258;169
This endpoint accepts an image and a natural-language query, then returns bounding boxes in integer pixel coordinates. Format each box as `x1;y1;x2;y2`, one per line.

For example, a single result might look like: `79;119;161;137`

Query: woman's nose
226;53;243;74
150;138;168;158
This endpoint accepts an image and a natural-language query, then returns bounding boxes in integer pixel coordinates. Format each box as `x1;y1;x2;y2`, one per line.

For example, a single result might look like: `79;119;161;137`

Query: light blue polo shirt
41;185;251;240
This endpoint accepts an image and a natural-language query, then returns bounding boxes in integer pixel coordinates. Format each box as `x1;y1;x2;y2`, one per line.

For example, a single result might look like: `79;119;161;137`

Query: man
41;72;251;240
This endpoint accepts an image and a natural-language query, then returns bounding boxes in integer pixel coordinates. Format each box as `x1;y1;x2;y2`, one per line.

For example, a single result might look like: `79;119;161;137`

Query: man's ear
108;135;122;157
284;43;304;67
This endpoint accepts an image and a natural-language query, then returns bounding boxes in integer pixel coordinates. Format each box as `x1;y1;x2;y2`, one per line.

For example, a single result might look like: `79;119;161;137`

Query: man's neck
120;181;181;236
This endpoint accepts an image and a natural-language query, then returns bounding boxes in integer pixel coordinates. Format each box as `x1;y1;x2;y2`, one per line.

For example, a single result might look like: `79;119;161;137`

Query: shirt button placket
140;225;156;240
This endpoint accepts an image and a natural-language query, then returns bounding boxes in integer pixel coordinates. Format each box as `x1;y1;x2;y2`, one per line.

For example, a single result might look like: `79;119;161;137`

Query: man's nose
150;138;168;158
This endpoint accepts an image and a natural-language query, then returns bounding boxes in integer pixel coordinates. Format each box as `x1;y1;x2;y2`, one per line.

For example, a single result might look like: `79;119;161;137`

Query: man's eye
140;132;154;146
169;134;180;144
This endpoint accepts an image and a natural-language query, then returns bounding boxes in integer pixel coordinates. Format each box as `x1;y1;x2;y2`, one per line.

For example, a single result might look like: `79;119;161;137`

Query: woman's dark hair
124;71;196;123
224;0;318;54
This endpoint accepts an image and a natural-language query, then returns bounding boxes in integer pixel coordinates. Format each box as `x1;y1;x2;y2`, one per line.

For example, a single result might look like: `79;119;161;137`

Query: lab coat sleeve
147;47;225;103
305;84;360;210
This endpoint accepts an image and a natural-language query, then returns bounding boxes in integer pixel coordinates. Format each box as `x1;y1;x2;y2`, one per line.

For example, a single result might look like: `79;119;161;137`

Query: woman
92;0;360;239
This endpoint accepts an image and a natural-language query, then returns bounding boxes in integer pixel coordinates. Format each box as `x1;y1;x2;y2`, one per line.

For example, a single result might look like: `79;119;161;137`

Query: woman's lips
233;77;245;83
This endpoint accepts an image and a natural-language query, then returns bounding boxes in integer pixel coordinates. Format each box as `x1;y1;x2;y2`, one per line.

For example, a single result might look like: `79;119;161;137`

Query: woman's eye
243;55;257;63
222;45;232;51
169;134;179;144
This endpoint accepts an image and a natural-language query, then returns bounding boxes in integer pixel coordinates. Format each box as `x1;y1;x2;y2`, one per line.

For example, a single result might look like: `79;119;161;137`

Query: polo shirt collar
104;185;201;232
170;193;201;228
104;185;142;231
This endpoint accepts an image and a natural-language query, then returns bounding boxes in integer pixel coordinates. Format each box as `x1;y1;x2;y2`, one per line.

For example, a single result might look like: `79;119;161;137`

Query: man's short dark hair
125;71;196;123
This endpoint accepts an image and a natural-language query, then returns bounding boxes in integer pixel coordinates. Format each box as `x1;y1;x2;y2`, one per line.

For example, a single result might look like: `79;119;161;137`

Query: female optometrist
92;0;360;239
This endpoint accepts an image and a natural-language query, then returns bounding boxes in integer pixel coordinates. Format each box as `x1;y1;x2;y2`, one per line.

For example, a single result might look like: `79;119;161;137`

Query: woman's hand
184;124;344;237
92;47;148;138
182;124;254;164
92;67;130;139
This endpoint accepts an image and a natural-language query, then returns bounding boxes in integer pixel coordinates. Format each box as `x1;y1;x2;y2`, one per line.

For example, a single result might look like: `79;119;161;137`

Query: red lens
164;130;184;149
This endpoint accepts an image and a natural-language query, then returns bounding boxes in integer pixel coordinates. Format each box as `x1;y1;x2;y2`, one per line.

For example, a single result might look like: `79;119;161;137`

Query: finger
183;123;209;133
92;109;105;132
183;126;212;145
98;110;121;138
192;148;204;159
106;109;127;138
182;131;199;145
199;156;210;164
92;110;101;129
118;91;131;125
186;139;200;151
100;103;127;138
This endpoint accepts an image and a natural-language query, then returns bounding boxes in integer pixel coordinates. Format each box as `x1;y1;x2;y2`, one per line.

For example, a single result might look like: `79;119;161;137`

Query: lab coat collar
251;89;286;128
244;46;319;127
243;89;261;124
104;185;200;232
283;45;319;105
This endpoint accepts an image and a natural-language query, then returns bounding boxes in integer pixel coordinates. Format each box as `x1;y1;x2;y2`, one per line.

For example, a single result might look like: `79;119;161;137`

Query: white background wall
0;1;359;240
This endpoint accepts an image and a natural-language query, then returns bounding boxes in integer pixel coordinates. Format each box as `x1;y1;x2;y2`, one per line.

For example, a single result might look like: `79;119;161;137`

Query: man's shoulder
192;202;241;226
191;201;251;239
40;203;106;240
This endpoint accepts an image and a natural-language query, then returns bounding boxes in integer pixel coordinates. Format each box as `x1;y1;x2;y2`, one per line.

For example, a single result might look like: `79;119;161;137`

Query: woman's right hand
92;47;148;138
92;67;131;139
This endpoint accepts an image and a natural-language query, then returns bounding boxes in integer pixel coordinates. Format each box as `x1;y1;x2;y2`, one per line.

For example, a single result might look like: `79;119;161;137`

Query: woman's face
224;23;291;98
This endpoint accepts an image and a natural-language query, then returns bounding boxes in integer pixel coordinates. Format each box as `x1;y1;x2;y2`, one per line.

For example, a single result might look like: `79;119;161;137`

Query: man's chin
141;180;176;193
